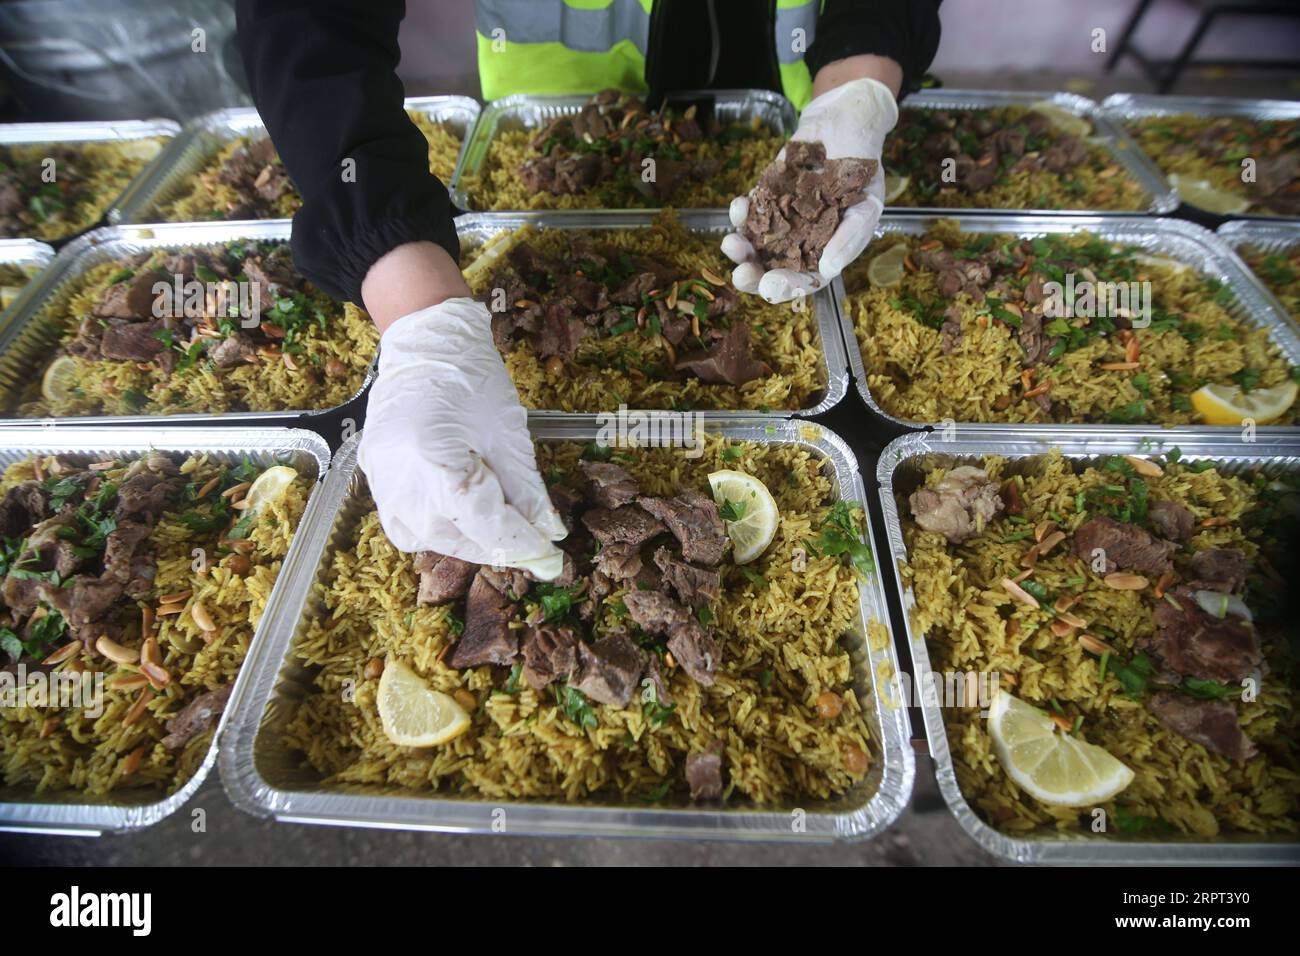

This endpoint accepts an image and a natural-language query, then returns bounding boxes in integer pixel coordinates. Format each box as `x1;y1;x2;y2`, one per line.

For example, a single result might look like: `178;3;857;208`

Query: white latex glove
722;77;899;303
357;298;567;580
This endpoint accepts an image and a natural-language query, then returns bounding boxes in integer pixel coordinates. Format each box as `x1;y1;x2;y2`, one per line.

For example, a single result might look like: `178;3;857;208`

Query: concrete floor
1;760;1000;867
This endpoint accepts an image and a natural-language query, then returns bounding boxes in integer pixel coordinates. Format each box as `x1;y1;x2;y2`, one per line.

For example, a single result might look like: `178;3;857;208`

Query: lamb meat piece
1142;587;1264;684
450;570;519;669
636;489;727;566
93;272;159;320
1148;499;1196;542
38;575;123;634
653;547;720;609
622;589;689;636
0;481;48;536
580;460;640;509
705;282;740;318
940;306;964;354
1041;135;1089;173
640;155;692;202
1023;272;1048;305
1070;515;1174;577
242;250;299;299
479;566;532;599
533;299;589;360
643;653;673;707
2;573;43;618
594;541;642;582
571;629;646;707
415;552;479;606
114;471;176;524
581;505;665;549
209;333;256;368
609;271;665;307
554;273;608;313
1147;691;1257;763
675;321;770;387
570;102;613;141
161;684;234;750
99;320;168;362
54;540;91;579
547;484;584;531
666;617;720;686
1186;548;1252;594
955;153;1001;192
990;128;1026;157
102;519;153;588
553;152;607;194
1256;152;1299;197
685;749;724;801
520;623;578;691
907;466;1004;544
1016;311;1058;368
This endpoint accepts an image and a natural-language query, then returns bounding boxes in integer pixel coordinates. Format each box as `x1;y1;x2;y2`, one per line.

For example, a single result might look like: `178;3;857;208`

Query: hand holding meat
358;298;567;577
721;78;898;303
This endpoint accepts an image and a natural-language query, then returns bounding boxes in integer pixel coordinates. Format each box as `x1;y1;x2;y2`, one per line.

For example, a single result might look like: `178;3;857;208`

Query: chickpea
225;554;252;576
453;688;477;712
324;358;347;379
363;657;384;680
844;742;869;775
544;355;564;377
816;691;843;720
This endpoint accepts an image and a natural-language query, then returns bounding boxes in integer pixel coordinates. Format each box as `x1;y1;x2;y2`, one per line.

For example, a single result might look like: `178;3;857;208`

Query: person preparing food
235;0;941;573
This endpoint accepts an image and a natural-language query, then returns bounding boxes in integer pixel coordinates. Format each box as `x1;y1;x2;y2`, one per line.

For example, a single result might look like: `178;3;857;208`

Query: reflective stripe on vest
475;0;818;110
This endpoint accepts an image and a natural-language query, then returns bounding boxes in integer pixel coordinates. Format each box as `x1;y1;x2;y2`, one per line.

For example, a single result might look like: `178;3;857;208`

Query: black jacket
236;0;942;306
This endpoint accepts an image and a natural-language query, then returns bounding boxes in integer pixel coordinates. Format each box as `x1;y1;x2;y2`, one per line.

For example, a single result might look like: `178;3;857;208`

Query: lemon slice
1191;381;1298;426
988;690;1134;807
866;243;908;289
377;657;470;747
1133;253;1191;274
1169;174;1250;215
1;285;24;309
1029;101;1092;138
119;138;163;162
40;355;80;403
243;464;298;514
707;469;779;564
883;173;910;203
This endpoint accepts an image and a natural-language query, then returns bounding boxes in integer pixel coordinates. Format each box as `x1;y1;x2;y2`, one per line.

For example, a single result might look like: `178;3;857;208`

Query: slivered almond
141;661;170;690
157;604;185;617
1020;546;1040;569
1001;577;1039;608
919;239;942;252
1124;455;1163;477
1054;594;1080;613
1154;569;1176;598
1051;713;1074;733
142;637;161;668
42;640;82;665
1103;572;1148;590
88;460;118;471
122;744;147;777
1037;530;1066;555
197;475;220;498
665;651;677;670
39;717;59;739
1125;337;1141;364
141;606;154;635
97;635;139;664
1050;619;1077;638
700;267;725;286
32;457;44;481
1058;610;1088;628
1001;672;1018;689
1078;633;1117;656
1200;516;1230;528
282;352;298;371
1024;383;1051;399
666;281;679;310
1034;519;1056;542
109;672;150;692
695;285;715;301
190;600;216;632
158;589;192;605
220;481;250;499
691;315;701;338
1098;361;1140;371
1013;569;1034;583
123;688;151;726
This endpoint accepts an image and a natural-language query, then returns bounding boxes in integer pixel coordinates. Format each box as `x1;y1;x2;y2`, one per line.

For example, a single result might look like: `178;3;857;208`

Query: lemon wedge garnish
707;469;779;565
1169;174;1251;215
988;690;1134;807
883;173;910;204
40;355;80;403
243;464;298;514
1190;381;1298;426
866;243;909;289
1133;253;1191;275
377;657;471;747
1029;101;1092;138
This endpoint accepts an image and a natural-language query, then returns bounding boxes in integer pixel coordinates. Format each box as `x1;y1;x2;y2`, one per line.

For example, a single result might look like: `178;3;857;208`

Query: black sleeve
806;0;943;97
235;0;460;305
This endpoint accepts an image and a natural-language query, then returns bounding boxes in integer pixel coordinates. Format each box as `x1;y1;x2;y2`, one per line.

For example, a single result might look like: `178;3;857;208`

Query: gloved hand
358;297;567;580
721;77;899;303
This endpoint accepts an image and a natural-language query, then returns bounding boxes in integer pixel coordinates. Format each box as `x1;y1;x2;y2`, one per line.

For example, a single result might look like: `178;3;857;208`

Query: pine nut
1124;455;1163;477
220;481;250;499
142;637;162;668
97;635;139;664
123;688;152;725
110;672;150;692
1078;633;1117;656
364;657;384;680
141;661;170;691
42;640;82;665
190;600;216;632
1001;577;1039;608
1103;572;1148;590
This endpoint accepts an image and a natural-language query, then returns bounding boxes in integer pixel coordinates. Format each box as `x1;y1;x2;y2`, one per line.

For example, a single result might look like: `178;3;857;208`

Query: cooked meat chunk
593;541;643;582
666;617;720;686
1186;548;1252;594
209;333;256;368
102;519;154;597
161;684;233;750
581;505;665;549
534;300;590;360
450;571;519;669
685;749;724;801
636;490;727;565
520;624;579;691
115;471;176;524
1143;587;1264;684
479;566;532;599
100;320;168;362
2;573;43;618
93;273;158;320
547;484;584;531
673;322;769;387
653;547;720;609
38;576;123;637
580;460;640;509
414;552;478;606
1147;691;1257;763
907;466;1004;544
571;630;647;707
1148;499;1196;542
0;481;48;536
623;589;689;636
1070;515;1174;577
643;654;673;707
740;140;876;272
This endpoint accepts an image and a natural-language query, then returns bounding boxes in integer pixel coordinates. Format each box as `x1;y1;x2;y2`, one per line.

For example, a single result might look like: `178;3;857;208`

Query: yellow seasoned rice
0;453;309;798
901;450;1299;837
1240;244;1300;326
282;438;877;805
